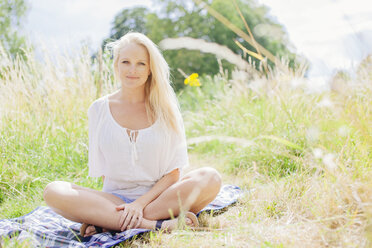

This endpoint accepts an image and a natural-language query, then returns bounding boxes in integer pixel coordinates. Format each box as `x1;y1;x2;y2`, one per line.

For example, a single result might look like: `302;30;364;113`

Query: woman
43;32;222;236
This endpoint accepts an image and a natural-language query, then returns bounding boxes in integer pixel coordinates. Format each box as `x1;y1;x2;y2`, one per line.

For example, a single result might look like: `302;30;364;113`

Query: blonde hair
106;32;181;134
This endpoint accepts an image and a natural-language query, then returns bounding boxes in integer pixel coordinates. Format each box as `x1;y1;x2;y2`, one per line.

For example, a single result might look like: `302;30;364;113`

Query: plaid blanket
0;184;242;247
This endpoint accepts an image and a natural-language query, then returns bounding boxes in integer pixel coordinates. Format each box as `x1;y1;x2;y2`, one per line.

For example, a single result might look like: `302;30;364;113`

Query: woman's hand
115;201;145;231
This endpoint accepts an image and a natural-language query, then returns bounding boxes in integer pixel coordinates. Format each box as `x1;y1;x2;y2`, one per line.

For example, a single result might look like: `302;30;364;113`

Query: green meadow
0;44;371;247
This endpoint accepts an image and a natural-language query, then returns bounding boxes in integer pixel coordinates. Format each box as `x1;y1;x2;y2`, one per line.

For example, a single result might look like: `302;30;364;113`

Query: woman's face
117;43;151;90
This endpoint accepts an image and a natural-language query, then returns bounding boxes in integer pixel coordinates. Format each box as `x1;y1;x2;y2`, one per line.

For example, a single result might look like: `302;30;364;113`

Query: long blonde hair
106;32;181;134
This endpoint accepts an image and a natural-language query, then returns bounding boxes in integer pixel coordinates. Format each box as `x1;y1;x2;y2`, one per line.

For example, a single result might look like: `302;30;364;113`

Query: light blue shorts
111;193;135;203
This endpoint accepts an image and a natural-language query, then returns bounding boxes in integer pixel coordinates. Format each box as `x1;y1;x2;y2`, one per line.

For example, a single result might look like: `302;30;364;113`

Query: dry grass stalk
193;0;277;64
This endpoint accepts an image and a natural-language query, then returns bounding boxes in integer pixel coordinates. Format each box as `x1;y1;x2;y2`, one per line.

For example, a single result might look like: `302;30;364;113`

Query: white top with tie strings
87;95;189;200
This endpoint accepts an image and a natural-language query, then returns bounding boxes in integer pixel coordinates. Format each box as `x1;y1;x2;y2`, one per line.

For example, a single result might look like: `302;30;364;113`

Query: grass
0;43;371;247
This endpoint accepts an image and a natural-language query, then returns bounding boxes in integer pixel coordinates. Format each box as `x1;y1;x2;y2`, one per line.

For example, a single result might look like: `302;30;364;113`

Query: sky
258;0;372;84
24;0;152;51
23;0;372;88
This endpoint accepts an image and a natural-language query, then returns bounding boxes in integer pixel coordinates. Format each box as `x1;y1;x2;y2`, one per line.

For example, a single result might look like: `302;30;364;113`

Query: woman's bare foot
80;223;108;237
158;212;199;232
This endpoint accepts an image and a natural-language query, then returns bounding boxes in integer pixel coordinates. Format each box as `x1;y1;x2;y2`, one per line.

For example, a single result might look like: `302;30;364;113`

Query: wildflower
323;153;337;171
184;73;201;87
313;148;323;159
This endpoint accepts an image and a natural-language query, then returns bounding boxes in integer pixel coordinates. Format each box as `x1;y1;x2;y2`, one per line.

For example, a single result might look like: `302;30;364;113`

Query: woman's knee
43;181;70;204
196;167;222;193
188;168;222;212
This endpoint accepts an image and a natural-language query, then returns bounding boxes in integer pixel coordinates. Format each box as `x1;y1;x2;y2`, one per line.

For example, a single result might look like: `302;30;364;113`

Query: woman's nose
129;65;136;73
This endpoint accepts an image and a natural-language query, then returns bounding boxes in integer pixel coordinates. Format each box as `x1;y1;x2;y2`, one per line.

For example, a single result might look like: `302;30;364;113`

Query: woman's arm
115;168;180;231
135;168;179;208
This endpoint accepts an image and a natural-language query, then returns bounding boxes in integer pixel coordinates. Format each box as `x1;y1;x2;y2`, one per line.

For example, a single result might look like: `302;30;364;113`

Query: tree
103;0;299;90
103;7;149;45
0;0;29;58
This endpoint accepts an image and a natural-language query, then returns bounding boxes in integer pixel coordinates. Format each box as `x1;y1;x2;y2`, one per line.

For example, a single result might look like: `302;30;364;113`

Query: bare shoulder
107;90;120;101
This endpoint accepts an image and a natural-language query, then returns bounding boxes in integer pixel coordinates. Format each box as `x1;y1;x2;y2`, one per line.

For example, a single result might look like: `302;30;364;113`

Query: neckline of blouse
105;95;158;132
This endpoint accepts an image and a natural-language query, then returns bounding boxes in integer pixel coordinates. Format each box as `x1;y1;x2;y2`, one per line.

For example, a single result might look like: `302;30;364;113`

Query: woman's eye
122;61;129;64
139;62;145;66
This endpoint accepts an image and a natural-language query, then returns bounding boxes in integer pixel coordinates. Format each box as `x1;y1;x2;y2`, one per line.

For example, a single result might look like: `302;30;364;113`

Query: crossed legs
43;167;222;232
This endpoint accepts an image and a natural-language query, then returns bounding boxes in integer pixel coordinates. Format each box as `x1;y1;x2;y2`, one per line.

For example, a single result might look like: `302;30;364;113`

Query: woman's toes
87;225;96;233
157;213;199;232
162;219;177;230
83;225;97;237
185;218;192;226
185;212;199;228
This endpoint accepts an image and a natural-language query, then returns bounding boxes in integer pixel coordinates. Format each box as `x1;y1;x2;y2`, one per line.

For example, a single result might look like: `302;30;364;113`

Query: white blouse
87;95;189;199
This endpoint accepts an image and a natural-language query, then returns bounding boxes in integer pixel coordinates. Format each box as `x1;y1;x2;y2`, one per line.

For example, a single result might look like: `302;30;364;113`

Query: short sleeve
163;117;189;175
87;102;105;177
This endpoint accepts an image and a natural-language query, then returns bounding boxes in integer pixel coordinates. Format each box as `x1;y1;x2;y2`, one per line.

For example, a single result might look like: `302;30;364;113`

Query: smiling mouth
126;76;139;79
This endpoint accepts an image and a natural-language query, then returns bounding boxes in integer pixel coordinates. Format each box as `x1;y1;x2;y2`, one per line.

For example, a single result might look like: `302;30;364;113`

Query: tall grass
177;55;372;247
0;45;111;218
0;40;371;247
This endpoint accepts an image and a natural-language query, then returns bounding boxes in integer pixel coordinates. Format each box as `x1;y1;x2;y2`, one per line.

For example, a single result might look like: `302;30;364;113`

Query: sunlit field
0;41;371;247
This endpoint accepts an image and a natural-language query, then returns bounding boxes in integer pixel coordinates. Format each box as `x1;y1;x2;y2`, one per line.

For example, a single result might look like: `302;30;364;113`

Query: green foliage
0;0;29;58
103;0;298;90
103;7;149;44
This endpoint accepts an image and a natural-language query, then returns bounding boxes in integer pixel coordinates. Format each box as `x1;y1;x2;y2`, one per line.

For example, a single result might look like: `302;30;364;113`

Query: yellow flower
184;73;201;87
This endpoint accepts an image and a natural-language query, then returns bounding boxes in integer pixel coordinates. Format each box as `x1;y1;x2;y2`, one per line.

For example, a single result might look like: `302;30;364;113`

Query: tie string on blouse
128;130;139;165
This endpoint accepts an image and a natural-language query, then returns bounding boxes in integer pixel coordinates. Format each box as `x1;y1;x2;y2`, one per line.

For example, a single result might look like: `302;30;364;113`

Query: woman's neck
118;86;146;104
